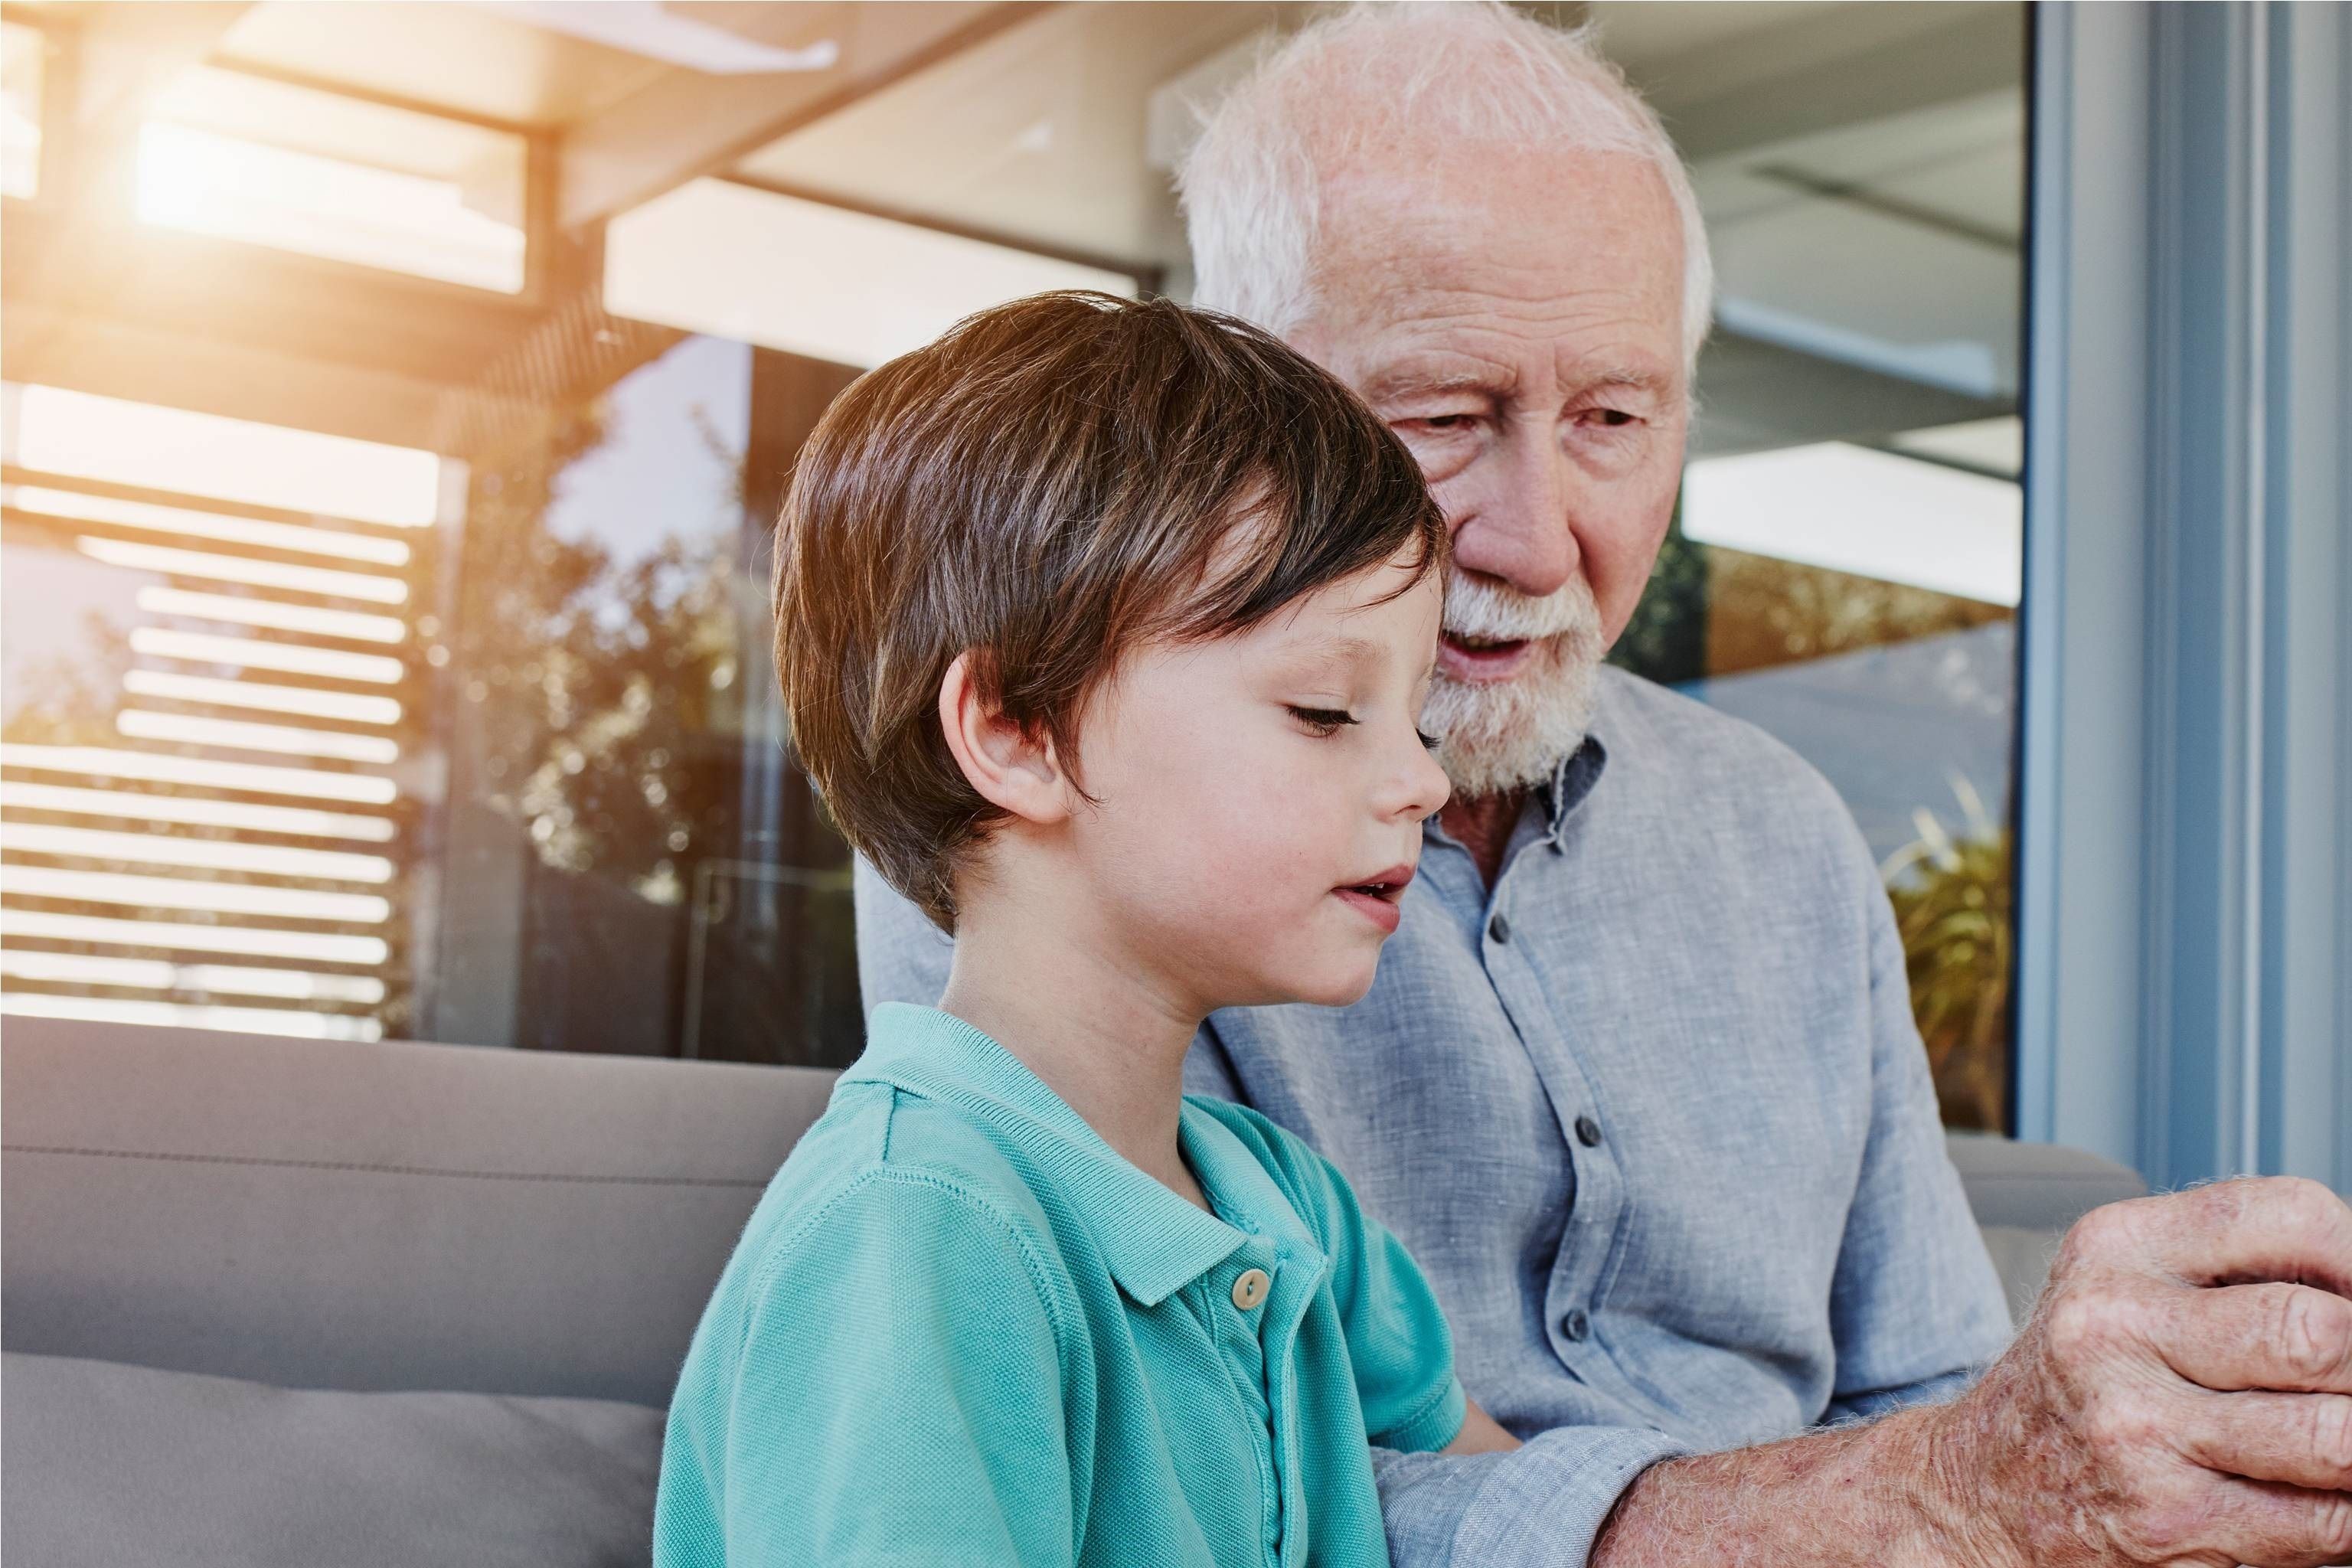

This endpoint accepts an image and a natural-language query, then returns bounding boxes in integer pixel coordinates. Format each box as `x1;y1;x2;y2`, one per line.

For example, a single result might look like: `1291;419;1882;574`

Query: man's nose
1446;424;1579;599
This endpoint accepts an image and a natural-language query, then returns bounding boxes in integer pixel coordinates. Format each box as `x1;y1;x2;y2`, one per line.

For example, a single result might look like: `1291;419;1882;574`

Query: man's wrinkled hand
1934;1176;2352;1568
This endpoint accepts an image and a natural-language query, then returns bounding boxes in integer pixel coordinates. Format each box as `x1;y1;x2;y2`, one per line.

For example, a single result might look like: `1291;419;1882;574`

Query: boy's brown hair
773;290;1446;933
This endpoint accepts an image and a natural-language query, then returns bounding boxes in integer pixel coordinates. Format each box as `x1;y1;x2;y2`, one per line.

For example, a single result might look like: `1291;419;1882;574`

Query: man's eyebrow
1359;364;1510;403
1579;364;1674;398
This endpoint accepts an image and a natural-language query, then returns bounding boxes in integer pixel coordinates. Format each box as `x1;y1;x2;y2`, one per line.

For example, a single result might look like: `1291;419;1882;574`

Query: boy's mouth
1333;864;1414;933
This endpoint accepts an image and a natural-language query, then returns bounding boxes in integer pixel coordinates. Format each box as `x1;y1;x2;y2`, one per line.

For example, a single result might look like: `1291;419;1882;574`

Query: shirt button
1231;1268;1272;1310
1561;1308;1590;1342
1574;1115;1602;1148
1488;912;1511;943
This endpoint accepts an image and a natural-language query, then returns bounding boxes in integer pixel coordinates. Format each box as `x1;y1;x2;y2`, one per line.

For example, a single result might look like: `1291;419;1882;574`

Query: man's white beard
1419;570;1606;800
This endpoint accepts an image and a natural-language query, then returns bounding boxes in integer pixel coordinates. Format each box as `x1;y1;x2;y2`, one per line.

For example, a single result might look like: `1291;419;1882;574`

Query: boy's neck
935;910;1213;1214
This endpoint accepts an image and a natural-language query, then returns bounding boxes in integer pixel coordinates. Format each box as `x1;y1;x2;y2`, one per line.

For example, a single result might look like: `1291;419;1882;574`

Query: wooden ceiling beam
557;2;1053;232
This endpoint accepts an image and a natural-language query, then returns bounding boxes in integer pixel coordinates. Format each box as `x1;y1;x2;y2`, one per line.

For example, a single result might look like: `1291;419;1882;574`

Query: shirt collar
844;1003;1253;1307
1423;730;1612;851
1541;732;1610;844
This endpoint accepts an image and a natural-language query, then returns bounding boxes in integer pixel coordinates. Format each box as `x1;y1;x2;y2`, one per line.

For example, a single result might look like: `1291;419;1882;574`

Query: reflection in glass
2;388;436;1042
435;333;859;1063
8;384;444;525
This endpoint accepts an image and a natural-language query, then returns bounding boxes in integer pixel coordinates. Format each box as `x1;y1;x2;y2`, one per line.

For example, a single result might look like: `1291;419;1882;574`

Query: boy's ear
937;650;1077;826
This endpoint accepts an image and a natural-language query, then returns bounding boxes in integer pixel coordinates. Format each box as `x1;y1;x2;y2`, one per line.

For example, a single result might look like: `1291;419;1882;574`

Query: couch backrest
4;1020;2148;1403
2;1019;834;1408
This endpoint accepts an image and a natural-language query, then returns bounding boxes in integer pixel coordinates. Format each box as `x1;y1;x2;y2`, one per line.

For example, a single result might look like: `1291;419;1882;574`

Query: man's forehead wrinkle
1308;144;1687;354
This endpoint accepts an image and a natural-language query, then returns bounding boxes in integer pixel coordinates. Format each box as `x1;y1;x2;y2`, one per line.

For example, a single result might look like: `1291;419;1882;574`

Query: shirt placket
1200;1227;1327;1568
1206;1233;1285;1567
1459;819;1630;1379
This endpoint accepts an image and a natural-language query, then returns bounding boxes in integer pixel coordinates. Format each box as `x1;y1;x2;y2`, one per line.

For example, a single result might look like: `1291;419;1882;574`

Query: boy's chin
1236;956;1380;1011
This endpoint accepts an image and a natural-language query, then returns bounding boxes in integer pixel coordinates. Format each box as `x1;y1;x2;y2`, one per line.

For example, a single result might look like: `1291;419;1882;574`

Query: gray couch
1;1018;2147;1567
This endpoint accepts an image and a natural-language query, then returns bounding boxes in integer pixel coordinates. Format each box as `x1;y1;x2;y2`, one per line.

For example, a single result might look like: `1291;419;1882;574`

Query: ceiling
217;2;670;128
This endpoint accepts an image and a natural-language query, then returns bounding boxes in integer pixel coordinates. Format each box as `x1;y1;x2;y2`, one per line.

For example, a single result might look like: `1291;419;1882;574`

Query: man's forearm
1588;1404;1994;1568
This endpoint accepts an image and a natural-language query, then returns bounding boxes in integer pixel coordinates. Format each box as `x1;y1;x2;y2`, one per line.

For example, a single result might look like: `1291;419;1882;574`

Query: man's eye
1286;705;1357;736
1592;409;1636;428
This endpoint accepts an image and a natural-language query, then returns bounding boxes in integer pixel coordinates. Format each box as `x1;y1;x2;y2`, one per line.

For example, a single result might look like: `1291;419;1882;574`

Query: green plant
1881;776;2012;1131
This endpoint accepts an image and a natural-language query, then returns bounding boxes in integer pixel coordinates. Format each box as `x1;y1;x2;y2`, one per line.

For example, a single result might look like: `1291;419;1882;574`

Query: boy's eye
1286;704;1357;737
1416;729;1442;751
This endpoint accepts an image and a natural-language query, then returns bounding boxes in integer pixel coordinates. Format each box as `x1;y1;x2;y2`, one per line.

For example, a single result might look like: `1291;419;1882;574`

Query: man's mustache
1439;571;1603;648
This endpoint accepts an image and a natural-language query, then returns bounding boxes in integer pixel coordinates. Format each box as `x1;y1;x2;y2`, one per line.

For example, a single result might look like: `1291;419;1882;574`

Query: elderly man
854;6;2352;1566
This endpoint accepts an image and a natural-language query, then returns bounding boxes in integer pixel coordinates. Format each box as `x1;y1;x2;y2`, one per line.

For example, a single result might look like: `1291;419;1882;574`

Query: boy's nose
1395;737;1452;823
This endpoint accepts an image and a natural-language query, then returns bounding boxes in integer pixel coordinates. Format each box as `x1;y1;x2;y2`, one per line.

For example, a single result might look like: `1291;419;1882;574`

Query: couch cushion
1;1352;663;1568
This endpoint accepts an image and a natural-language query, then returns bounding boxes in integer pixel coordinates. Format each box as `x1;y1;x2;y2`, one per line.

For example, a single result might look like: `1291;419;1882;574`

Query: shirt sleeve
1269;1125;1466;1454
659;1169;1077;1568
1366;1426;1691;1568
852;851;956;1011
1822;828;2014;1419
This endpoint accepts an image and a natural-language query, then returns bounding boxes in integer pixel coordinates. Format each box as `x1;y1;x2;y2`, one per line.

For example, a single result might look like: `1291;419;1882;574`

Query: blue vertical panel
2015;2;2155;1163
2142;2;2262;1188
2017;1;2349;1192
2257;2;2350;1191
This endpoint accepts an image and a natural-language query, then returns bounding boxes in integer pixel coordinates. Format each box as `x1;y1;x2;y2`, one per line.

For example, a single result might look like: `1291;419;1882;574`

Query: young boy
655;291;1516;1568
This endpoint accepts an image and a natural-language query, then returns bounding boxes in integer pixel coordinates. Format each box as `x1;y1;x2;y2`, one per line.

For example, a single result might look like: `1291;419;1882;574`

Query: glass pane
2;4;2027;1118
430;334;863;1064
1596;2;2029;1129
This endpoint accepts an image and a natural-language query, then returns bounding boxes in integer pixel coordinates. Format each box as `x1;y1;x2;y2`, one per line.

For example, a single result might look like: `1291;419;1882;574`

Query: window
1595;2;2030;1129
0;3;2034;1122
423;332;869;1063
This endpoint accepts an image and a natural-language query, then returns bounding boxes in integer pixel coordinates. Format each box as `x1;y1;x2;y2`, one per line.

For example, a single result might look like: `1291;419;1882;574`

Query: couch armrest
1946;1133;2148;1327
1944;1132;2148;1231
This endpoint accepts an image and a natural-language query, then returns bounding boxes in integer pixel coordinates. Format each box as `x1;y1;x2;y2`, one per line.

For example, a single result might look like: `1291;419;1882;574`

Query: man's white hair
1177;1;1713;374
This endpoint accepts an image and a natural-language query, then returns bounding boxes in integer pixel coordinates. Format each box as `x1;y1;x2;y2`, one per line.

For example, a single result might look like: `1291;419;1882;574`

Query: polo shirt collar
844;1003;1254;1307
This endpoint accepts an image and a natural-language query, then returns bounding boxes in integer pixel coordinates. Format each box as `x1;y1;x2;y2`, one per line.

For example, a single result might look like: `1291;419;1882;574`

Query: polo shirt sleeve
1272;1127;1468;1454
675;1168;1076;1567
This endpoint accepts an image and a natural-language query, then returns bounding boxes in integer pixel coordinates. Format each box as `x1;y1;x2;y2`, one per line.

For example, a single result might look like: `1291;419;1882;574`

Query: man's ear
937;650;1077;826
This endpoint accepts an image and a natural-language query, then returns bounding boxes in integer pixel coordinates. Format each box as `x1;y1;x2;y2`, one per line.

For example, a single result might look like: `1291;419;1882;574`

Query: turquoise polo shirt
655;1001;1465;1567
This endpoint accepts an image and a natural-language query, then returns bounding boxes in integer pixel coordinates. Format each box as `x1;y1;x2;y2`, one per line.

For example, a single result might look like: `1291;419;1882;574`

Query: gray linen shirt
852;666;2011;1567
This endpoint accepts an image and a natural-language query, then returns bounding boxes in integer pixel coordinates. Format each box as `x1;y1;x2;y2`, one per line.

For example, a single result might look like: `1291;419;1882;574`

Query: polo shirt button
1488;912;1511;943
1561;1308;1590;1342
1574;1115;1602;1148
1231;1268;1272;1310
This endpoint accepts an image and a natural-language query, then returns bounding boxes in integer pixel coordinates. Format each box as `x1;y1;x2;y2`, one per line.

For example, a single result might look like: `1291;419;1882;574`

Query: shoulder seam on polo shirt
745;1161;1080;1370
